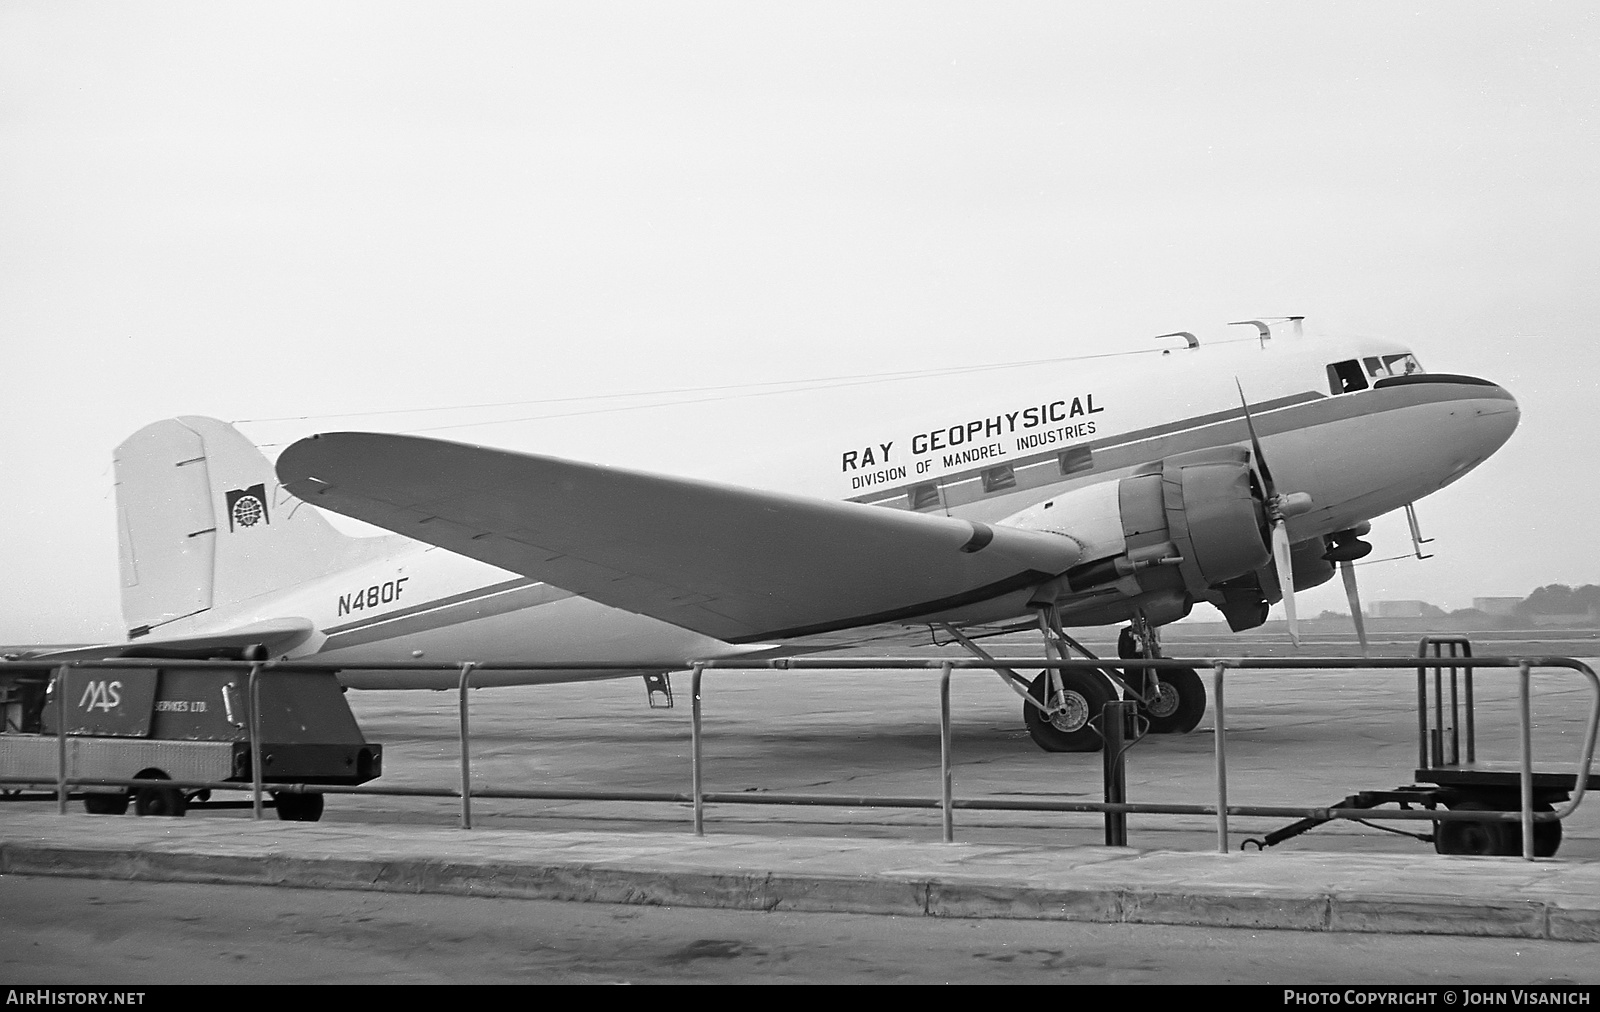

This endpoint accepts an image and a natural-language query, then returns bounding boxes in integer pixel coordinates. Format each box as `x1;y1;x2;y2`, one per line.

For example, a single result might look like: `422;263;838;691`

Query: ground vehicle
1243;639;1588;857
0;662;381;821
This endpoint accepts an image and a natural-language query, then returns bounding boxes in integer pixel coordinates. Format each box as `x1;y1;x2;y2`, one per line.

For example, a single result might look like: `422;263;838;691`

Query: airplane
35;321;1519;752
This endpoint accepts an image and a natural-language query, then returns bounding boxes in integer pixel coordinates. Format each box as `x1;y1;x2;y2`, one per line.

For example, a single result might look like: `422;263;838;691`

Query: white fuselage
187;333;1521;688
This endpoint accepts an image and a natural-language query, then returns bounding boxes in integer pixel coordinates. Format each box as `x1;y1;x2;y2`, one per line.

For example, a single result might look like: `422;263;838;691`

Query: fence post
248;661;264;820
1102;700;1133;846
1519;660;1534;860
55;665;69;815
1212;661;1229;853
940;661;954;843
458;661;477;830
692;663;705;837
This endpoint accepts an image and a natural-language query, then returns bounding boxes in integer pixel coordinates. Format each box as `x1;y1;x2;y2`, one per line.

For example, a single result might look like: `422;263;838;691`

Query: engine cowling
1000;447;1273;627
1254;538;1338;603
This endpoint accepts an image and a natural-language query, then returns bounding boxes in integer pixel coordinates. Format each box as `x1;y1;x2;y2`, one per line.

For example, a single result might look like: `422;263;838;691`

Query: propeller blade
1341;559;1369;656
1240;379;1306;648
1235;379;1277;496
1272;521;1298;646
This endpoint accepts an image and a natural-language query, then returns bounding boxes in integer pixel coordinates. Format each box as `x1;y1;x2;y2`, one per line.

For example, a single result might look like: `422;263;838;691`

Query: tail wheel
1139;667;1207;735
1023;670;1115;753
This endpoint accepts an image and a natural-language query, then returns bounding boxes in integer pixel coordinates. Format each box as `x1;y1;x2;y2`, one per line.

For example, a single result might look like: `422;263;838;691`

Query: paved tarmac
4;808;1600;941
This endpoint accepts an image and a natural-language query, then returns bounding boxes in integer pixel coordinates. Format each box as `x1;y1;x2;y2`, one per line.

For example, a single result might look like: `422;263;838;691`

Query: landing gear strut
940;609;1120;753
1118;616;1207;735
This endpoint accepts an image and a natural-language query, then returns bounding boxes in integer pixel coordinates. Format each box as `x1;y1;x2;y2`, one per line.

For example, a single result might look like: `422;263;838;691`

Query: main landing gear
941;608;1208;753
1118;618;1206;736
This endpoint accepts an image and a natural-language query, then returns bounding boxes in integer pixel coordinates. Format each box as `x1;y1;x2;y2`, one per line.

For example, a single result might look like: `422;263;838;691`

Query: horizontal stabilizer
34;618;318;662
277;433;1081;642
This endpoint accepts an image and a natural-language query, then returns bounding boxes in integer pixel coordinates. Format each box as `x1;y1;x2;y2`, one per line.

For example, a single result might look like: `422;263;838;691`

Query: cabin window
981;465;1017;493
1327;359;1368;394
909;483;942;511
1058;446;1093;475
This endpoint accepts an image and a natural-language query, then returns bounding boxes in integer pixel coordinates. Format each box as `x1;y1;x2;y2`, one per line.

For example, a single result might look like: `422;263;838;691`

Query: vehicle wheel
1023;670;1115;753
1533;803;1563;858
1434;800;1513;856
273;791;324;822
83;792;130;815
1482;802;1563;857
1139;667;1207;734
133;773;187;818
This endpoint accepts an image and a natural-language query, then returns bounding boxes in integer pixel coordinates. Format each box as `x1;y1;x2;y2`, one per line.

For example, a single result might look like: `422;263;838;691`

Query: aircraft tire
83;791;130;816
273;791;325;822
1023;670;1114;753
1433;800;1514;856
1141;667;1207;735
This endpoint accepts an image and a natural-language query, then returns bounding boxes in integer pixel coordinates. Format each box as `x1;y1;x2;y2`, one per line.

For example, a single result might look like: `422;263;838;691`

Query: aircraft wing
276;433;1081;643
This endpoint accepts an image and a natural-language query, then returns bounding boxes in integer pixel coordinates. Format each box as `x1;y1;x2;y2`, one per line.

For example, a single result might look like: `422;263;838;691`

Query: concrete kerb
4;813;1600;940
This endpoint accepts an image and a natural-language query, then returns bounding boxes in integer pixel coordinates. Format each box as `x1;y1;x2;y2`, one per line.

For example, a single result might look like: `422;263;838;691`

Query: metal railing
3;651;1597;860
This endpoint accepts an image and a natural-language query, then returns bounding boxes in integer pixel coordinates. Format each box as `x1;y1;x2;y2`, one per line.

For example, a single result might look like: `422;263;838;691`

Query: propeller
1325;524;1374;655
1340;560;1369;655
1237;381;1313;646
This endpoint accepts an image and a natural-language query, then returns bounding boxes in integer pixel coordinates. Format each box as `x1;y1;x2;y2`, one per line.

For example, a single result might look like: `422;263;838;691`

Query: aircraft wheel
83;791;130;815
134;785;188;818
1433;800;1513;856
1140;667;1207;734
273;791;324;822
1023;670;1114;753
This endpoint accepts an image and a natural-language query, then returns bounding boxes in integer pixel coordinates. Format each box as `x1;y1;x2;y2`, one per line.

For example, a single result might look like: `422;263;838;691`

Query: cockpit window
1332;353;1425;393
1327;360;1368;394
1384;353;1423;376
1364;353;1424;378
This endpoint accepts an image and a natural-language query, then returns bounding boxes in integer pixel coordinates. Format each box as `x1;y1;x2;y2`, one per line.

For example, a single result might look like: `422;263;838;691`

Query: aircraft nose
1432;375;1519;482
1469;380;1520;452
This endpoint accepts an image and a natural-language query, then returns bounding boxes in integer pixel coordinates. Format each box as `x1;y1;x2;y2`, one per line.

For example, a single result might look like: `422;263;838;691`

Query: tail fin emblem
225;484;271;531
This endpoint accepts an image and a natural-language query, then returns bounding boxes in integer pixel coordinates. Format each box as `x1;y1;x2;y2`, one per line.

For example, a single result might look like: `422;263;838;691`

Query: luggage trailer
1244;638;1589;857
0;659;381;821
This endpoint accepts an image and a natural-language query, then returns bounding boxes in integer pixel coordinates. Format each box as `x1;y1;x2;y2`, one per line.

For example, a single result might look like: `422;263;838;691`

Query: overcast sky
3;2;1596;642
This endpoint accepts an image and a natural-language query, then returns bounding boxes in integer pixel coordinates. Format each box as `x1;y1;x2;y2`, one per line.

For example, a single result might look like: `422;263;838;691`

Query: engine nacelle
1001;447;1271;626
1213;537;1338;632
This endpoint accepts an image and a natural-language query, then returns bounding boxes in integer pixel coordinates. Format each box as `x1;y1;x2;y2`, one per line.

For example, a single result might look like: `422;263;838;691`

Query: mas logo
225;483;271;532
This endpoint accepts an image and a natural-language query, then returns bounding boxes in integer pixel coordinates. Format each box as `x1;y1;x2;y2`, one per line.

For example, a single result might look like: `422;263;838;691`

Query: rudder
114;417;404;638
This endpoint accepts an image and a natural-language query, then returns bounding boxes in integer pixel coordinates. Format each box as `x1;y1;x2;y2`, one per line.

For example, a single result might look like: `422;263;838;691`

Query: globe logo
231;495;266;528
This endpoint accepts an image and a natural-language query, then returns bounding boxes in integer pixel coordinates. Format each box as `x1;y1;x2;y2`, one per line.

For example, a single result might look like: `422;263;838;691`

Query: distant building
1473;597;1523;616
1369;600;1426;618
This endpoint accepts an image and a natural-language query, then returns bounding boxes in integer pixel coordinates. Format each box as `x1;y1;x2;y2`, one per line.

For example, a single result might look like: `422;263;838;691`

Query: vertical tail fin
114;416;405;638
